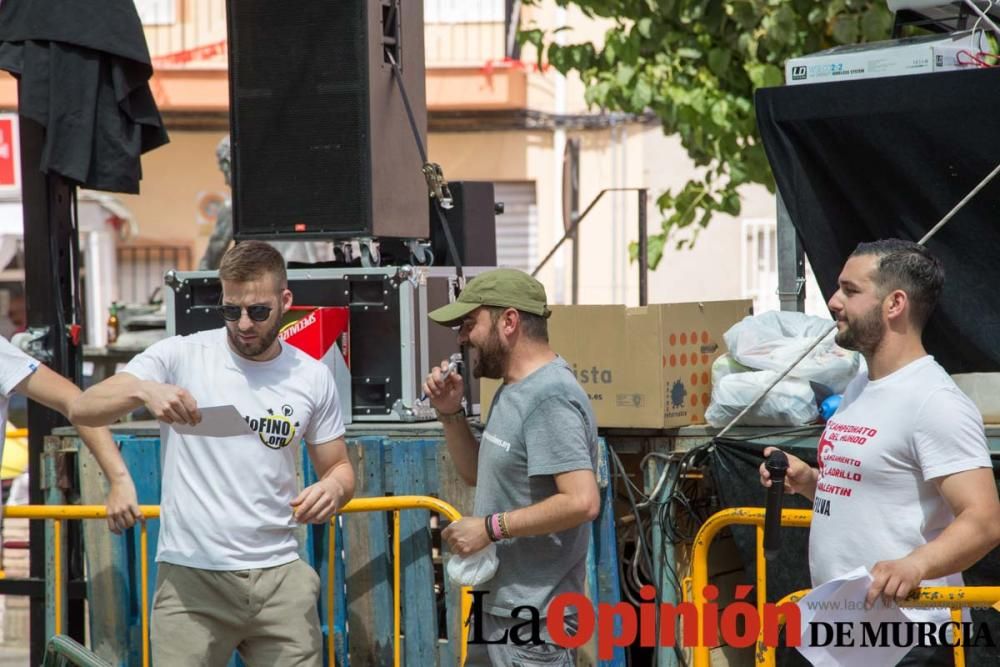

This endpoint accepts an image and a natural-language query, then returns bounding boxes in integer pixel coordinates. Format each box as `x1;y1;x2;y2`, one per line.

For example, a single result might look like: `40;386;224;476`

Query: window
493;182;538;272
741;218;829;317
134;0;176;26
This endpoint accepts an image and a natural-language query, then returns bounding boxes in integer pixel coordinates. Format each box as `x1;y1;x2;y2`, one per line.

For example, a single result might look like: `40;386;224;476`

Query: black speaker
430;181;498;267
226;0;428;241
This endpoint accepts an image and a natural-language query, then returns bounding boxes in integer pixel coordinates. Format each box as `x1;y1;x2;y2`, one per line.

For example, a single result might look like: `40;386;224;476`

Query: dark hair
219;241;287;287
487;306;549;342
851;239;944;328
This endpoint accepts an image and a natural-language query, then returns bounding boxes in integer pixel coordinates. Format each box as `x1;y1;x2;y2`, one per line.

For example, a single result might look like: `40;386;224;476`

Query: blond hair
218;241;287;287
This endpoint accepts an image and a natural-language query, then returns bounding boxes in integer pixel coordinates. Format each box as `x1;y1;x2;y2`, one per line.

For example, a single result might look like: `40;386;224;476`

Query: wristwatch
436;407;466;424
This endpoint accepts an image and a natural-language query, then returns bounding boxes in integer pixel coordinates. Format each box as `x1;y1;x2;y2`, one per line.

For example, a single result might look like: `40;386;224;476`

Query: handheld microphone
764;450;789;561
420;353;463;402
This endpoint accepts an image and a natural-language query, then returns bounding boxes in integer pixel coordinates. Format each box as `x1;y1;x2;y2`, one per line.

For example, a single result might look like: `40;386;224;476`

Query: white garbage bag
446;543;499;586
723;311;860;394
706;370;819;427
711;354;753;386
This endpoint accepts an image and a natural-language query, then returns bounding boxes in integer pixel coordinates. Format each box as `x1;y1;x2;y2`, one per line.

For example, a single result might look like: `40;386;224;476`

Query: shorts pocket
509;642;574;666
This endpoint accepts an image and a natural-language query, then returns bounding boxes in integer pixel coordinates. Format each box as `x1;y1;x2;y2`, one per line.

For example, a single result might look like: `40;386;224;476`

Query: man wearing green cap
423;268;600;666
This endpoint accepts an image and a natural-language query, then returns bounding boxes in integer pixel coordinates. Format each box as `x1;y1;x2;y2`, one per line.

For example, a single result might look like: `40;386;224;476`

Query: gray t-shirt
473;356;598;616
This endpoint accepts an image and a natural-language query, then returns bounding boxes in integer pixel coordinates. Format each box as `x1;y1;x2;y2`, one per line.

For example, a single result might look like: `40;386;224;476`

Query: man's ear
885;289;908;321
501;307;519;336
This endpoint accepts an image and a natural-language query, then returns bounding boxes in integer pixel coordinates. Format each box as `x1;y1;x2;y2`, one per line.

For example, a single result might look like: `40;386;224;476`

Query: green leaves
831;15;859;44
708;47;731;77
637;17;653;38
746;63;784;89
631;77;654;109
519;0;894;260
860;8;893;41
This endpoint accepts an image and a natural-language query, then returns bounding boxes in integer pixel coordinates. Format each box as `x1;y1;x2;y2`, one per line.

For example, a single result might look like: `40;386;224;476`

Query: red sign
0;115;19;189
279;306;350;365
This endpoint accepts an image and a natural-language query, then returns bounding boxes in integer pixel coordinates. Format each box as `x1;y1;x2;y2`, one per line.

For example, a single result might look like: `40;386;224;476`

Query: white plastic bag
705;370;819;427
723;311;860;394
446;543;499;586
711;354;752;386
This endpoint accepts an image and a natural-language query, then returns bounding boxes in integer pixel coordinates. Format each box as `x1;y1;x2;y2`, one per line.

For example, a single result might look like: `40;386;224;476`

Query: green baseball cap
428;268;551;326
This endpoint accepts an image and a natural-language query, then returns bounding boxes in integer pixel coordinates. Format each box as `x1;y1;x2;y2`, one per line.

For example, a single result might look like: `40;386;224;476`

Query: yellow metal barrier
4;495;470;667
688;507;1000;667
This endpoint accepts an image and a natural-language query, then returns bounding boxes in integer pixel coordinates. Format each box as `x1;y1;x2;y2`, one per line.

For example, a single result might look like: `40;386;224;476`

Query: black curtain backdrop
755;68;1000;375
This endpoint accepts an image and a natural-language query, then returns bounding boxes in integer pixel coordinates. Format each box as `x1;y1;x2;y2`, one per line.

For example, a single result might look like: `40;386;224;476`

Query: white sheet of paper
796;566;915;667
168;405;255;438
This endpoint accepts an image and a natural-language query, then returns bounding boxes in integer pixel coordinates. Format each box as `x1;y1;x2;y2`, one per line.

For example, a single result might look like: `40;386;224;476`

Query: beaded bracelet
498;512;511;540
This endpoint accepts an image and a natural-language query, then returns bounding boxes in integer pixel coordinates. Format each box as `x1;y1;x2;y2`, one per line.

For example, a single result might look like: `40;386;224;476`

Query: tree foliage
520;0;894;267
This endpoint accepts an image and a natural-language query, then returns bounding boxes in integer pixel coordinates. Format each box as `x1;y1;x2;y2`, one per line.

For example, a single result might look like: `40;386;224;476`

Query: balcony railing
141;0;228;70
425;0;513;67
141;0;516;71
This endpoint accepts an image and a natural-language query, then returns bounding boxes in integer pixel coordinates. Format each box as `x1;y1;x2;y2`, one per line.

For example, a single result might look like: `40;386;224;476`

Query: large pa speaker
429;181;498;267
226;0;428;241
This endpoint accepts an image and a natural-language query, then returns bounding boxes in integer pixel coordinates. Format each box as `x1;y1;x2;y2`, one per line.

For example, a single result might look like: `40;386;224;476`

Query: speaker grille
229;1;370;236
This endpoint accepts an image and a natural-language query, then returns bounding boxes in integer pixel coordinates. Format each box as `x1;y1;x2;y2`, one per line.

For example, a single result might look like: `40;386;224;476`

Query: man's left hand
442;517;491;557
292;478;345;524
867;556;926;608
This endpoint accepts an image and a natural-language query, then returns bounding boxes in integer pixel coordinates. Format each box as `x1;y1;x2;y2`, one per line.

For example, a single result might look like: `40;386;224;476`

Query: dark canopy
756;68;1000;374
0;0;168;193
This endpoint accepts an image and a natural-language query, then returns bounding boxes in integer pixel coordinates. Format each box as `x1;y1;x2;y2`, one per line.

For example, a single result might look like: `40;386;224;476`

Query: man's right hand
139;381;201;425
422;359;464;415
105;476;144;534
759;447;818;499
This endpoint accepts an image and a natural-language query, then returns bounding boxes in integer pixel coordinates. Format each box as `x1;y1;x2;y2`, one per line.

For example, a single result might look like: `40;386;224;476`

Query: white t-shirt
123;328;345;570
809;355;991;624
0;336;38;492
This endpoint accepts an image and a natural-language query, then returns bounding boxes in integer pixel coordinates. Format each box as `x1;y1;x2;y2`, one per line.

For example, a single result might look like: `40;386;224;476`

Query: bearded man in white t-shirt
71;241;355;666
760;239;1000;666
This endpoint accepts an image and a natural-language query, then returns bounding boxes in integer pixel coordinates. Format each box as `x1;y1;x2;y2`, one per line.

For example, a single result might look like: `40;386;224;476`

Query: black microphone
764;450;789;561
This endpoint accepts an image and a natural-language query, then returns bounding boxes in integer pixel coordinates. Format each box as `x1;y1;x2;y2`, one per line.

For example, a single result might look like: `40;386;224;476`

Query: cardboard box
625;301;752;428
551;305;629;425
952;373;1000;424
481;300;752;429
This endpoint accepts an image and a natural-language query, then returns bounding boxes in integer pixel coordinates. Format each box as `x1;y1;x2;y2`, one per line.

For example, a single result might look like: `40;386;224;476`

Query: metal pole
19;111;83;663
646;458;677;667
638;189;648;306
776;191;805;312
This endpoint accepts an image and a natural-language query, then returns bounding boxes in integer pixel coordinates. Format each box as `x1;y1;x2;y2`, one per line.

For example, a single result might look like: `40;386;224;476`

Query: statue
198;135;235;270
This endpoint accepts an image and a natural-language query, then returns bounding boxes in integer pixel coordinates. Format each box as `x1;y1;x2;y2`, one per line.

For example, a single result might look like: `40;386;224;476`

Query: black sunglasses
217;304;273;322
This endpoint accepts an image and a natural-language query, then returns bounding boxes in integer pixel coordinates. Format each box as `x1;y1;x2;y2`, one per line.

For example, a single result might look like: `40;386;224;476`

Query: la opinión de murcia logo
468;585;797;660
468;585;995;659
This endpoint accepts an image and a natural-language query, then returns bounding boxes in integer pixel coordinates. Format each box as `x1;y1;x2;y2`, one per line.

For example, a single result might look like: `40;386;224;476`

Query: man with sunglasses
71;241;355;666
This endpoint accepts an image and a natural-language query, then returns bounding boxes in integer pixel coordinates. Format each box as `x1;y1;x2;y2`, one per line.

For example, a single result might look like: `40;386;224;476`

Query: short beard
226;316;282;359
473;322;507;379
834;304;885;355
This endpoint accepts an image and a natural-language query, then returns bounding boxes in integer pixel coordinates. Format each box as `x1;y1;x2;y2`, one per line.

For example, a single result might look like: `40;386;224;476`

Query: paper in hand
168;405;255;438
796;566;915;667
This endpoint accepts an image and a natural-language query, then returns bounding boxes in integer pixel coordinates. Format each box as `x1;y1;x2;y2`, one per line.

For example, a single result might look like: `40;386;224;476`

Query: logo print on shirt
245;408;299;449
483;430;512;453
814;421;867;505
817;434;835;478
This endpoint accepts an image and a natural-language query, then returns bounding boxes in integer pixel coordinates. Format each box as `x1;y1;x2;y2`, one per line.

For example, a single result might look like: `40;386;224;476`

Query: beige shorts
151;559;322;667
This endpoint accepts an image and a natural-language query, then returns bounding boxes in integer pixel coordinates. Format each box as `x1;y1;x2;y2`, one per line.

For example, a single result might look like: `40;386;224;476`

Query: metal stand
17;114;86;664
533;187;650;306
